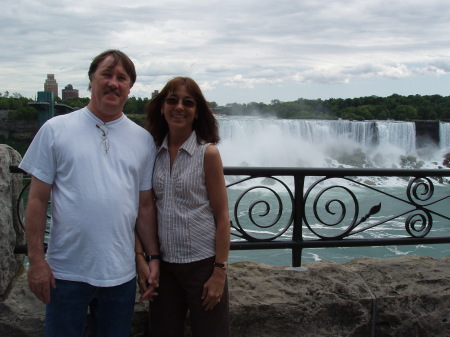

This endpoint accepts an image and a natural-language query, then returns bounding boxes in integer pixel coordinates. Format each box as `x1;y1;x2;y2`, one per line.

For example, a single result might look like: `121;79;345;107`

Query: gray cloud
1;0;450;104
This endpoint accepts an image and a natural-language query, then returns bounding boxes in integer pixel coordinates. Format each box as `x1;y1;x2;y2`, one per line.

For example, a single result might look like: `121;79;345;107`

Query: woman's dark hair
88;49;136;90
145;77;220;146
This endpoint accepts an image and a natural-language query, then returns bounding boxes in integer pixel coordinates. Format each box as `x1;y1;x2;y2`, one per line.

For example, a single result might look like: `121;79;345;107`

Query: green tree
392;105;418;121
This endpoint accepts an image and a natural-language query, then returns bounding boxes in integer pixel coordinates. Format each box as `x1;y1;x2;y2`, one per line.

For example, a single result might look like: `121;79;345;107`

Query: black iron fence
10;165;450;266
225;167;450;266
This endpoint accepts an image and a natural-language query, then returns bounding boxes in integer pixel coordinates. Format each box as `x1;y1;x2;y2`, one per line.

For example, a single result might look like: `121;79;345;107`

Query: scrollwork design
230;177;294;241
407;177;434;205
405;209;432;237
304;177;381;240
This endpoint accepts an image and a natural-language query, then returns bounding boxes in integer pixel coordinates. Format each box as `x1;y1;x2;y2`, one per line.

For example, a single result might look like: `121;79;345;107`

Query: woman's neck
168;129;192;149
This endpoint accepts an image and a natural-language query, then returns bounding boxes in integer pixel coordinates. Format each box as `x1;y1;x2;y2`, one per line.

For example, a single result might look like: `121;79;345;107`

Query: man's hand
28;258;56;304
136;254;150;297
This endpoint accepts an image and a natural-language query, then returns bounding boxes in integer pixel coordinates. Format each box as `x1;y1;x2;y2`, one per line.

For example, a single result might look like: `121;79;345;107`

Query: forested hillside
1;92;450;121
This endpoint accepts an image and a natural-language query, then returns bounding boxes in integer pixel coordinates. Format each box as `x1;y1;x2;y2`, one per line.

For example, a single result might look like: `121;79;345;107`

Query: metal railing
225;167;450;266
10;165;450;266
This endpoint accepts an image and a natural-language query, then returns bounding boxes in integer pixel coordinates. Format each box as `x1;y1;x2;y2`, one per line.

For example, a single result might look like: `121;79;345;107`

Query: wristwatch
214;262;228;269
136;252;161;263
147;254;162;262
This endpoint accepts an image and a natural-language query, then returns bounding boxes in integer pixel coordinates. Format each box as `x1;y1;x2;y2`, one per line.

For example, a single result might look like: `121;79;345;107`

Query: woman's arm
202;144;230;311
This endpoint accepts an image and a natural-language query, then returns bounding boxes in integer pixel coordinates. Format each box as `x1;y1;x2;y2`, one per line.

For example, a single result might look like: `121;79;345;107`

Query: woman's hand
201;267;226;311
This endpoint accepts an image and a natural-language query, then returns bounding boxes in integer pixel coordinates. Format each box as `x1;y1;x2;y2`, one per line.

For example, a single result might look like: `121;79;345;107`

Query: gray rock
1;256;449;337
0;144;25;301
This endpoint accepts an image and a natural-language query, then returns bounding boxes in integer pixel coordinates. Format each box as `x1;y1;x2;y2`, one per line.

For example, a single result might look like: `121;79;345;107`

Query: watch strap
214;262;228;269
136;252;161;262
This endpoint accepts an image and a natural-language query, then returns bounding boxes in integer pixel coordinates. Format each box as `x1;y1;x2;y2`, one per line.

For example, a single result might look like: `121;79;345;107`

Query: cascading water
217;116;426;168
440;121;450;149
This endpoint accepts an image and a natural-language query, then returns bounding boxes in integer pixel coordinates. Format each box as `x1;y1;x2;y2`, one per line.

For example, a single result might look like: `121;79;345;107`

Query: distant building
34;91;55;127
152;90;159;98
44;74;58;98
62;84;79;100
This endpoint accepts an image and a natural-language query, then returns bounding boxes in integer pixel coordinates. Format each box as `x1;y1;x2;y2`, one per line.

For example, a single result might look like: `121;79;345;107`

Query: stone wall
1;256;449;337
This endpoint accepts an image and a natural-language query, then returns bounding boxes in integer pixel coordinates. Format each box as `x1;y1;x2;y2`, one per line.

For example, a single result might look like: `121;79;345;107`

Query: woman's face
161;85;198;133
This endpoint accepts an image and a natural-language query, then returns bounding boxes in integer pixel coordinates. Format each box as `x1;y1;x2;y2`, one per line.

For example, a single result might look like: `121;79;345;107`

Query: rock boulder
0;144;25;301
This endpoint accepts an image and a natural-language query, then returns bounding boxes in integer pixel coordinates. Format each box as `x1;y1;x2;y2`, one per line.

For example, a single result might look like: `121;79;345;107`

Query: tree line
1;91;450;121
220;94;450;121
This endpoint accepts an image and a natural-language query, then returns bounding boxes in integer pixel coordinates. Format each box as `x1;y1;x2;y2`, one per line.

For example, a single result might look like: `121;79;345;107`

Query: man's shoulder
123;116;151;135
48;108;85;124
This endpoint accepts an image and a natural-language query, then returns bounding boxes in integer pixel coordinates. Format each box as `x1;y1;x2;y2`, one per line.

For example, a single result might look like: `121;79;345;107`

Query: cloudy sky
1;0;450;105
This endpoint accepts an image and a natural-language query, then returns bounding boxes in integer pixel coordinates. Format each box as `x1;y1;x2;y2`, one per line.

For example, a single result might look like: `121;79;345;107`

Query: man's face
88;55;132;122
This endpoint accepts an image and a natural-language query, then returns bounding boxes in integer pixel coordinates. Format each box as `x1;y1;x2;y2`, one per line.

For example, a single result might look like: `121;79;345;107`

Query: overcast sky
1;0;450;105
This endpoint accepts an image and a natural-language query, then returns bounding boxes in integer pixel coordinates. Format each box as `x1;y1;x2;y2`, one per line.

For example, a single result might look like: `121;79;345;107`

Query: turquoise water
227;179;450;266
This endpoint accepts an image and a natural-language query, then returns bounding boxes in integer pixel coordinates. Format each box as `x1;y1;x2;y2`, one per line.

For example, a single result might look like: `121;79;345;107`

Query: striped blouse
153;131;216;263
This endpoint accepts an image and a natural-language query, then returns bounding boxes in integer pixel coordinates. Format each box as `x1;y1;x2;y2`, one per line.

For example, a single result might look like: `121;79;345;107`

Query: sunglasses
96;124;110;154
164;97;196;108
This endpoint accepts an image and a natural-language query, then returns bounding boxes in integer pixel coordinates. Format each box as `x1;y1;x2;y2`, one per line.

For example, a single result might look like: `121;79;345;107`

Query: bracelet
135;252;161;262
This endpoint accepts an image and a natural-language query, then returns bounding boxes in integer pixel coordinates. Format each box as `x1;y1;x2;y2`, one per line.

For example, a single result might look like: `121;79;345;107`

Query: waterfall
440;122;450;150
376;121;416;154
217;116;427;168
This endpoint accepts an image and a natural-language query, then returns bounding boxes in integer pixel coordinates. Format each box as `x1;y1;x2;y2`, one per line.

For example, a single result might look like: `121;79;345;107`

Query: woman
143;77;230;337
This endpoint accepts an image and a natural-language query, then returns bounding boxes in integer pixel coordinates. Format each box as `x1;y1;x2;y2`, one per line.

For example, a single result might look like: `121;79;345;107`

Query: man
19;49;160;337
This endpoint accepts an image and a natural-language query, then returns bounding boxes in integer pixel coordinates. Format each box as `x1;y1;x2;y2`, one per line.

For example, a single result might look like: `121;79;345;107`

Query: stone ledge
1;255;449;337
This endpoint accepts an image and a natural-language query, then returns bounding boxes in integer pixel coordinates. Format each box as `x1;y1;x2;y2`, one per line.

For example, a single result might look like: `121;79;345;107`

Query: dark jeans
45;277;136;337
149;257;230;337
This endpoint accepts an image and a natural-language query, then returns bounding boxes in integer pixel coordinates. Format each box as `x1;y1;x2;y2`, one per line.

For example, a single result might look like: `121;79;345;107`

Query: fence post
292;174;305;267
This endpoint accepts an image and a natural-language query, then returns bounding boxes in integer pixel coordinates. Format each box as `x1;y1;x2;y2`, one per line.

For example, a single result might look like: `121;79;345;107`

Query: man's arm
135;189;160;298
25;176;55;304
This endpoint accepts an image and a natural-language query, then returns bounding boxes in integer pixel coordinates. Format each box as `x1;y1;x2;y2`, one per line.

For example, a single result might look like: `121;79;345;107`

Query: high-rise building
62;84;79;99
44;74;58;98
